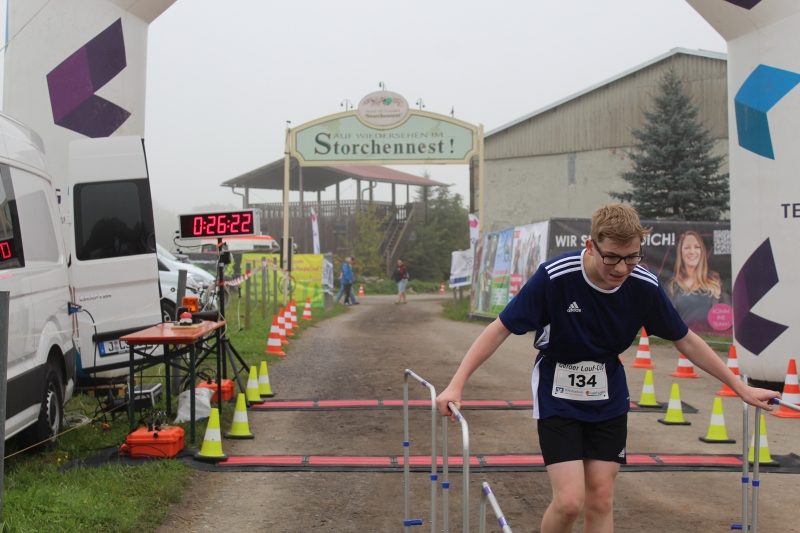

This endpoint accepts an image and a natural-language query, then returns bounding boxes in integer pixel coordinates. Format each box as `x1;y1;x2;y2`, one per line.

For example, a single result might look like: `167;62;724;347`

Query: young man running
436;205;778;533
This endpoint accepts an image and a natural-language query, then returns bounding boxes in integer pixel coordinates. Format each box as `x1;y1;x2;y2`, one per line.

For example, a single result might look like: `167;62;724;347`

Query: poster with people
490;228;515;315
469;237;484;314
509;221;549;301
473;231;500;315
547;218;732;336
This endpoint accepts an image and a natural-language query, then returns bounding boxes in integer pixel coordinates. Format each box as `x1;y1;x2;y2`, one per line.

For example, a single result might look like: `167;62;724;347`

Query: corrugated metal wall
485;53;727;160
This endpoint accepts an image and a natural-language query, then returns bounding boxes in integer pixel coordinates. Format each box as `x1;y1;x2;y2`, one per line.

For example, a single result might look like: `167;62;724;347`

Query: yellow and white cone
245;365;265;405
748;414;778;465
258;360;274;397
225;393;254;439
658;383;690;425
194;408;227;462
699;397;735;443
637;369;660;407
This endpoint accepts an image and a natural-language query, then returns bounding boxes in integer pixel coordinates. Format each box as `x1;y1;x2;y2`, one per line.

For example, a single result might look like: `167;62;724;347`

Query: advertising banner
509;221;549;301
687;0;799;381
310;208;320;254
468;214;480;246
469;237;483;314
473;232;498;316
489;229;515;315
449;248;474;288
547;218;732;336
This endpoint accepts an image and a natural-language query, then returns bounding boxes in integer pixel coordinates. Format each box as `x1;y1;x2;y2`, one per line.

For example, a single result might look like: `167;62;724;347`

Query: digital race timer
178;209;261;239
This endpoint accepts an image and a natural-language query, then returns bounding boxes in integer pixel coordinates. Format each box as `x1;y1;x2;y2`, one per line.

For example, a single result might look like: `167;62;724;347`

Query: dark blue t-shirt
499;249;688;422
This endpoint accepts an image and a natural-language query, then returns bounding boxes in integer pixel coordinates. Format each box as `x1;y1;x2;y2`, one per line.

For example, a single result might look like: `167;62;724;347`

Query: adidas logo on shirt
567;302;581;313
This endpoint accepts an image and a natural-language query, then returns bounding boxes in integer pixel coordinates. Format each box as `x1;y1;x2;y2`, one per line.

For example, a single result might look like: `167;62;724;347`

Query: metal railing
479;482;513;533
443;402;469;533
403;369;437;533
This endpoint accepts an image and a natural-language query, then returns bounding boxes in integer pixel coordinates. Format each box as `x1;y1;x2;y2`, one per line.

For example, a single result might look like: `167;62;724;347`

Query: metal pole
282;129;291;307
448;402;470;533
739;375;749;531
478;124;485;238
173;270;187;394
453;286;457;312
261;257;267;320
0;292;9;515
443;412;449;533
479;482;513;533
751;406;761;533
244;261;251;330
403;369;434;531
273;258;278;316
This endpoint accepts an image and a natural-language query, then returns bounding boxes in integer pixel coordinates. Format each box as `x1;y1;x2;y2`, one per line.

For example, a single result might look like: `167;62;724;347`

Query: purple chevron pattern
724;0;763;9
733;239;788;355
46;19;130;138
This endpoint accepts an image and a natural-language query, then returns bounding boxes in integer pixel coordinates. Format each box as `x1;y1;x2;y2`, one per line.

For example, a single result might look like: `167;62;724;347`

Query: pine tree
347;202;387;278
610;68;729;220
405;186;470;281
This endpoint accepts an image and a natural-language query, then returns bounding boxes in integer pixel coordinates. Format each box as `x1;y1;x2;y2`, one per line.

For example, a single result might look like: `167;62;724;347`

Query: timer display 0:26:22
190;212;252;236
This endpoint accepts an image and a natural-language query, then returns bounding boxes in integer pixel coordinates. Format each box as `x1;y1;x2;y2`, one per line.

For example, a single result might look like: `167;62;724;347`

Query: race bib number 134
551;361;609;401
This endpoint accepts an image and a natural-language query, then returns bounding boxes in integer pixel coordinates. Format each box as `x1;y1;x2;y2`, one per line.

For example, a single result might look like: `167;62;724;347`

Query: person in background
341;257;355;306
393;258;408;304
335;271;358;305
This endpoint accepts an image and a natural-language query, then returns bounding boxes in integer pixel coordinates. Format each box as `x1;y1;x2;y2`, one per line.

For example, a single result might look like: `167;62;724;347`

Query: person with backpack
393;258;408;304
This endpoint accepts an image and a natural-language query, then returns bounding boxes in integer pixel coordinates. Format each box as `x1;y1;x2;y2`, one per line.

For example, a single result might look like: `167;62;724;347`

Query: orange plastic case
196;379;234;402
124;426;185;458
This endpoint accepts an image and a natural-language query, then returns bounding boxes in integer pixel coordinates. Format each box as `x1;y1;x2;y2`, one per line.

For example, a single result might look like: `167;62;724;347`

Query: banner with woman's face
547;218;732;336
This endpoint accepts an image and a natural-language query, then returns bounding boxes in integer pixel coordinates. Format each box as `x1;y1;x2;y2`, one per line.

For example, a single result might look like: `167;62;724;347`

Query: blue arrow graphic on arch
734;65;800;159
724;0;762;9
733;239;788;355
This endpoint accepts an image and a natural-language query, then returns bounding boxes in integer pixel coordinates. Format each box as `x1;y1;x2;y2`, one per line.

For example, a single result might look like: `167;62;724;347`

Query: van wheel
161;300;176;322
22;367;63;451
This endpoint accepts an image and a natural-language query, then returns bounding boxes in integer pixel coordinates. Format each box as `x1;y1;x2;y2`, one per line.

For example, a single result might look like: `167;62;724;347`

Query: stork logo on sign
734;64;800;159
46;19;131;138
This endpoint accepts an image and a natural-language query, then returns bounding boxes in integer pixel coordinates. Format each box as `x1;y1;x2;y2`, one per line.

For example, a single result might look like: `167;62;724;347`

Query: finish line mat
61;449;800;475
249;399;698;414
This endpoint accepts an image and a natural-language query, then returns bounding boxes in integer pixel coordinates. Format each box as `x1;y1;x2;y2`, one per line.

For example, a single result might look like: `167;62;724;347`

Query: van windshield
74;179;155;261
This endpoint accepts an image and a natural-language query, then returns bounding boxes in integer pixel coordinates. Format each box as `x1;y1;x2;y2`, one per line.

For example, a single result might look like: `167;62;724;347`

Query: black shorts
537;413;627;466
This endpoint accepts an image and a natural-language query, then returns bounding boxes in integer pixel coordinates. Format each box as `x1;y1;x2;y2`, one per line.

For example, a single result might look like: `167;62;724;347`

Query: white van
0;114;162;445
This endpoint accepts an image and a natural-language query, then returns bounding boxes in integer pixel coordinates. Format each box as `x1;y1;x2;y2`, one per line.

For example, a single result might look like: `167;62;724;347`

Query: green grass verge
0;297;347;533
440;295;471;322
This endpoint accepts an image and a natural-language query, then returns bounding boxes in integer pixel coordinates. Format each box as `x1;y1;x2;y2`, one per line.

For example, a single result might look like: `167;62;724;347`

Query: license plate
98;339;128;356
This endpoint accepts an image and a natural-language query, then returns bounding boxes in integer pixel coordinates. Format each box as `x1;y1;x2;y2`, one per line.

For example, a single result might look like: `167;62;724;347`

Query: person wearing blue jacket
341;257;355;306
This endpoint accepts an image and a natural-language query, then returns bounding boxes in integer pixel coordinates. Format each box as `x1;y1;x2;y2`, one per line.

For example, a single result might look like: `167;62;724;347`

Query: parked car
156;243;216;319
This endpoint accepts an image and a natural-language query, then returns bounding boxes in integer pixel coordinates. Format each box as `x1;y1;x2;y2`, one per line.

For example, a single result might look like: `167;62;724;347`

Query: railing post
403;369;438;533
447;402;469;533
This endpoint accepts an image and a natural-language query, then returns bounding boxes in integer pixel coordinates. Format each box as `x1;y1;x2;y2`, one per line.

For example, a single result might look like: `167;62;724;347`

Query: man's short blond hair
590;204;652;244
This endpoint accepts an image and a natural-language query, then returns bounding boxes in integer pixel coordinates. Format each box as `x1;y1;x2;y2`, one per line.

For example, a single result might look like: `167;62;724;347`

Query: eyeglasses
594;244;644;266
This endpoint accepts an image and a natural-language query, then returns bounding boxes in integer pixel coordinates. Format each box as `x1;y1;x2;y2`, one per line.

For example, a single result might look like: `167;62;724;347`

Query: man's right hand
436;387;462;422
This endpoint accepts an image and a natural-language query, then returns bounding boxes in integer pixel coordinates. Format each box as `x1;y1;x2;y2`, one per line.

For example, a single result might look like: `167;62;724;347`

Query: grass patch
0;297;347;533
441;295;471;322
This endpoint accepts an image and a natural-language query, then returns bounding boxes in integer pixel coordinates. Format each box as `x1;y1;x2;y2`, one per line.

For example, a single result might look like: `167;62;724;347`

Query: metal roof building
480;48;728;232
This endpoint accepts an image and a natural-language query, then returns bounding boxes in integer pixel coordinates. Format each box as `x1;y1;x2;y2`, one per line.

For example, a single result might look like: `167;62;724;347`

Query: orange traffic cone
284;306;295;337
631;328;655;369
439;283;445;294
277;307;289;344
289;299;299;328
358;284;365;297
716;346;739;397
670;354;700;378
302;298;313;321
265;316;286;356
772;359;800;419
